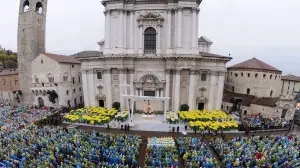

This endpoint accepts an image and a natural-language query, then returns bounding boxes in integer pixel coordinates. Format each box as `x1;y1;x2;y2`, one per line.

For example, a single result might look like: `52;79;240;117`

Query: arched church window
23;0;30;12
63;72;68;82
247;88;250;95
47;73;54;83
144;27;156;53
270;90;273;97
36;2;43;14
34;75;39;83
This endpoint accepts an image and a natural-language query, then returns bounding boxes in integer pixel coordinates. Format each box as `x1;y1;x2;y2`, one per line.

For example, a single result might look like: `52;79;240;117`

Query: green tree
0;50;17;66
3;60;17;69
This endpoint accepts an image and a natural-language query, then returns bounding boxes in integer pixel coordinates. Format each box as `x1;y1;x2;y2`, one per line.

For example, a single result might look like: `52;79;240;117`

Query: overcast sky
0;0;299;75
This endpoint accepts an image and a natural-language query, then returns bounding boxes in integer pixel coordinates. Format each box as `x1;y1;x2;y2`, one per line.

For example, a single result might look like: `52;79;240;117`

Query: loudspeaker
172;127;175;132
185;125;187;130
107;124;110;129
121;125;123;130
177;126;179;132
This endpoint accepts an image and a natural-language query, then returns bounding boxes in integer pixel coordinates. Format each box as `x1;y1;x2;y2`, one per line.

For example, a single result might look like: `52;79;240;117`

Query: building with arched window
30;53;83;108
222;57;296;120
75;0;232;111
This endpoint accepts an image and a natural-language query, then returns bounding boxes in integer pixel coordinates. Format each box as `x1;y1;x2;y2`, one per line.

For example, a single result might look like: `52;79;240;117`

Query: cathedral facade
76;0;231;112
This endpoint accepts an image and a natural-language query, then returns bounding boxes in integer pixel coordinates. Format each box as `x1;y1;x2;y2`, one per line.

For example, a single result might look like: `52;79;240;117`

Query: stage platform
63;113;240;133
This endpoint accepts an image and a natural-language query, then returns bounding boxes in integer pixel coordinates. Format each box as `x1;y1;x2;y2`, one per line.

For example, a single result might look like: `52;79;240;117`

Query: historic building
75;0;231;112
17;0;47;104
30;53;83;108
281;74;300;98
223;58;296;120
0;69;21;105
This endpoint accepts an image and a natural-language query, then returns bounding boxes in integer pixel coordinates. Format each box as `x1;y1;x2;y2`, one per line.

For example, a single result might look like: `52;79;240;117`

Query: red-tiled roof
223;90;279;107
43;53;80;64
281;74;300;82
228;58;281;72
0;69;18;76
223;90;255;107
251;97;278;107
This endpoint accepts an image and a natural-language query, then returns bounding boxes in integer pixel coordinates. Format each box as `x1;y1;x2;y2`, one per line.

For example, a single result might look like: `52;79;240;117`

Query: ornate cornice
190;69;196;75
192;7;200;13
103;9;111;15
195;69;210;74
137;11;164;26
217;70;226;76
77;54;232;62
166;8;173;12
94;68;107;73
210;70;219;76
176;6;183;11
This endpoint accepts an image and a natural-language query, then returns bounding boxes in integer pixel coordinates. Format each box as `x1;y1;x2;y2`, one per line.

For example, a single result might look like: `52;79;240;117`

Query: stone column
119;69;125;110
129;10;134;50
139;24;143;54
172;70;176;110
216;71;225;110
191;8;197;48
130;69;134;95
188;69;195;110
156;25;161;54
177;7;183;48
123;10;127;50
165;69;170;110
174;69;181;111
167;9;172;49
87;70;96;106
208;70;217;110
156;90;159;97
105;68;112;108
139;89;143;96
104;10;111;49
135;89;138;96
82;70;89;106
163;100;167;122
119;9;124;48
196;8;200;47
131;100;134;124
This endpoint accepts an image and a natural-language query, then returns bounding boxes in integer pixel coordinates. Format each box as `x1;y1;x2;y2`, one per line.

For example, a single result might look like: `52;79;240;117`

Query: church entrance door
38;97;44;108
99;100;104;107
198;103;204;110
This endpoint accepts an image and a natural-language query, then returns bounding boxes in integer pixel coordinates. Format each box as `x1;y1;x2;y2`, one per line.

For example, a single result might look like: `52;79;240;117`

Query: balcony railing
144;50;156;55
30;83;58;93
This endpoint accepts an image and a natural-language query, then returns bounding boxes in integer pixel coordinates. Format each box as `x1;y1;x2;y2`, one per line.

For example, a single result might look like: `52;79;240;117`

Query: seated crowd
145;137;179;168
177;137;217;168
210;135;300;168
0;125;141;168
0;106;54;132
243;114;290;130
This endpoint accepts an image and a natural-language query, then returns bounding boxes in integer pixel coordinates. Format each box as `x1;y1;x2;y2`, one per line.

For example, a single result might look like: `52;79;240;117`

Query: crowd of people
243;114;291;130
177;137;217;168
0;106;54;132
144;137;179;168
210;135;300;168
2;104;300;167
0;125;141;167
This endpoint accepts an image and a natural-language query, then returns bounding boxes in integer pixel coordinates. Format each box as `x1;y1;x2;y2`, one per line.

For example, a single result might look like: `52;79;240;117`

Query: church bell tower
17;0;47;104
